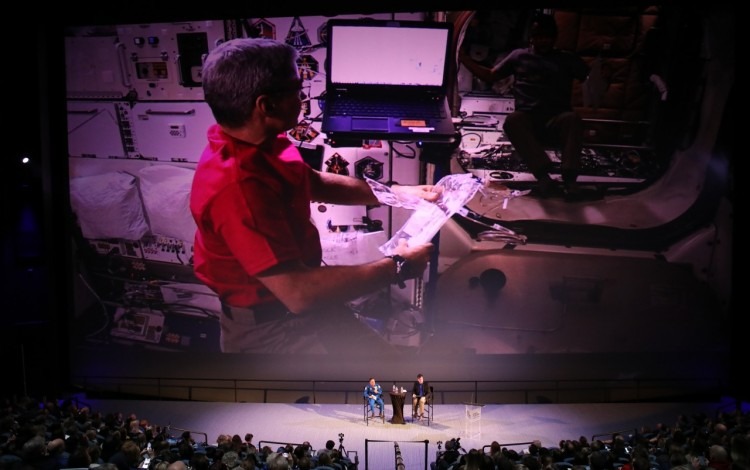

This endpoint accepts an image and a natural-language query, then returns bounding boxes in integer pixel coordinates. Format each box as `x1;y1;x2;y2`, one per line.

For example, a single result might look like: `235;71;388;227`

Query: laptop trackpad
352;117;388;132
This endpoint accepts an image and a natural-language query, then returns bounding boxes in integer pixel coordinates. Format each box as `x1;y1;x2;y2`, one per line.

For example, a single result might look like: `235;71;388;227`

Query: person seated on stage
412;373;431;420
363;378;384;417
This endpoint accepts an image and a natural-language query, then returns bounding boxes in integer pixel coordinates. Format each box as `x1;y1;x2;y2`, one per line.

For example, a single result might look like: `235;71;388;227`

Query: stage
82;397;743;469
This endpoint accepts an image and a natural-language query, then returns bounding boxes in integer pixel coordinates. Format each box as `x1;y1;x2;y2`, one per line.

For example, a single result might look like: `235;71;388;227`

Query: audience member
318;439;336;457
493;452;515;470
3;393;749;470
152;461;171;470
460;448;493;470
191;452;211;470
488;441;501;458
178;440;195;464
21;435;60;470
47;437;69;468
316;452;337;470
589;450;613;470
296;453;312;470
432;438;462;470
293;442;311;461
101;431;124;463
222;450;242;469
167;460;189;470
731;434;750;470
67;445;92;468
108;439;141;470
244;433;256;452
708;444;731;470
522;452;543;470
266;451;291;470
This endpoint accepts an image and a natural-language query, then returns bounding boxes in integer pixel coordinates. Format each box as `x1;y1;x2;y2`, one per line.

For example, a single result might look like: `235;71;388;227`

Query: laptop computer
321;18;457;144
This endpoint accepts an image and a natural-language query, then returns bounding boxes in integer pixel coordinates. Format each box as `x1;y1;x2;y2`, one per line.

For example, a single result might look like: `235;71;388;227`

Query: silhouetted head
530;14;558;54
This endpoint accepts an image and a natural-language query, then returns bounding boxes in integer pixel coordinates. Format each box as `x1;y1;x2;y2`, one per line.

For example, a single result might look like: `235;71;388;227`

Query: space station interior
65;8;732;358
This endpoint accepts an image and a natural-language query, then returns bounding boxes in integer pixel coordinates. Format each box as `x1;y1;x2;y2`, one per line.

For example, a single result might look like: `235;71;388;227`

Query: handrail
258;440;311;453
395;442;404;470
69;376;726;405
168;424;208;446
591;429;637;443
482;441;534;454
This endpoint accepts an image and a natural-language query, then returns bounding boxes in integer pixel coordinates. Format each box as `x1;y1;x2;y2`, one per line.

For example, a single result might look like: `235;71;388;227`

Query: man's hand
392;238;433;280
390;184;441;203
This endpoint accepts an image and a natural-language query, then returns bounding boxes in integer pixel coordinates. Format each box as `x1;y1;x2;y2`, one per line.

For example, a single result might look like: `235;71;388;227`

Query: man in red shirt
190;38;439;353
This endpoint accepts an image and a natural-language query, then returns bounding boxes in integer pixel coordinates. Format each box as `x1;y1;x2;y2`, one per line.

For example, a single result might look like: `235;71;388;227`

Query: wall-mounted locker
67;101;132;159
130;101;215;162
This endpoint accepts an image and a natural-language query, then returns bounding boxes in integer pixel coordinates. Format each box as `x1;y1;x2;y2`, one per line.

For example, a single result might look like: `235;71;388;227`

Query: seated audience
2;393;748;470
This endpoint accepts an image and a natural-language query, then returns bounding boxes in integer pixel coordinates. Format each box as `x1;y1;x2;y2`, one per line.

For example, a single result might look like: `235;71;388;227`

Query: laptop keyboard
328;98;445;118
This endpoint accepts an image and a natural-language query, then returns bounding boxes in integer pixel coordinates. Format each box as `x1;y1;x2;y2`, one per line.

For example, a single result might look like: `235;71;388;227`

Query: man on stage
412;373;431;420
364;378;384;417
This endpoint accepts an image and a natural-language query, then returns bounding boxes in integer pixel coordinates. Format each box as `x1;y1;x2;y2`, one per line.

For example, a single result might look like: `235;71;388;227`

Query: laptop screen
327;20;451;88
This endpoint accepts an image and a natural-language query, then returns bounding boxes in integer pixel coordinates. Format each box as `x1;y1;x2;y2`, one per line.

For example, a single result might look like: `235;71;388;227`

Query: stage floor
83;397;744;469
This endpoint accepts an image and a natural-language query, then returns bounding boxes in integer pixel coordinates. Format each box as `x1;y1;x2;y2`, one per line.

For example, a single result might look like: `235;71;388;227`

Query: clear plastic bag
365;173;483;255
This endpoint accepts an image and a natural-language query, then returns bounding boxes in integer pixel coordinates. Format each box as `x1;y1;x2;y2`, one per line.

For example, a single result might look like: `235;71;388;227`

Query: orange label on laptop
401;119;427;127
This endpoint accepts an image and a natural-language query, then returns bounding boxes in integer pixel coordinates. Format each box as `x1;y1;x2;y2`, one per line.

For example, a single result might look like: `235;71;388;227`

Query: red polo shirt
190;125;322;307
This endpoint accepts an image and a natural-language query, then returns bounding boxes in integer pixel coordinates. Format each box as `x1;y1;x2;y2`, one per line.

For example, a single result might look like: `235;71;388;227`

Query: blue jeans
367;397;384;414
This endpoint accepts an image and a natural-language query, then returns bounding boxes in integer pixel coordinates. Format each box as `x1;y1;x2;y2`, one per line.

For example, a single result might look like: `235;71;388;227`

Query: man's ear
257;94;275;116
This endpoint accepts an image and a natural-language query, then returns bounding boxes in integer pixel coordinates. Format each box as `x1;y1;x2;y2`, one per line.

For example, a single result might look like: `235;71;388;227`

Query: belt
220;302;290;325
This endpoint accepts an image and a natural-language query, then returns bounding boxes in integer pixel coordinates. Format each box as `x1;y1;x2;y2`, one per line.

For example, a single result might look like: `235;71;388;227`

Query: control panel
111;307;165;343
89;239;143;258
109;306;219;352
460;92;515;115
115;21;226;100
141;235;193;265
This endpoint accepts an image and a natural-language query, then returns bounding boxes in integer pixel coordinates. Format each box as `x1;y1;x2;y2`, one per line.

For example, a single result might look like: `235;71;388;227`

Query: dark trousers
503;110;583;182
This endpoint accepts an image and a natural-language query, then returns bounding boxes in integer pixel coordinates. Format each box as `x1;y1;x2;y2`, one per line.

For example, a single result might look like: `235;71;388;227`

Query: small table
389;392;406;424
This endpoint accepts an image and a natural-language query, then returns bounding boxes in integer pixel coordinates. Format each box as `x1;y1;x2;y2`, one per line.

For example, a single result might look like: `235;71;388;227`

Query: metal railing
69;376;726;405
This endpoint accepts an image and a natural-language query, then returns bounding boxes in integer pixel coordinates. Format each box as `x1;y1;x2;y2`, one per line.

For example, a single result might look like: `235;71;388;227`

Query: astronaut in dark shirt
460;14;590;199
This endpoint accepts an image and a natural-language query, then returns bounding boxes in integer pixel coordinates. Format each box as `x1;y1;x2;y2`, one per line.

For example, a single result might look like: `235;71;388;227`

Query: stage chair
411;386;434;425
363;396;384;425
